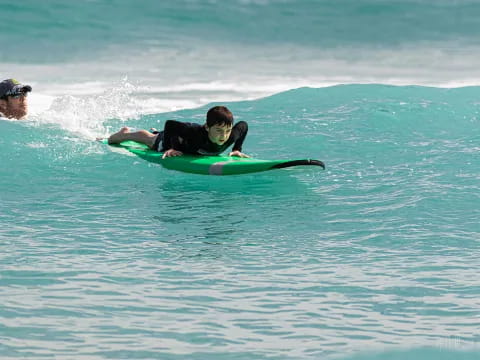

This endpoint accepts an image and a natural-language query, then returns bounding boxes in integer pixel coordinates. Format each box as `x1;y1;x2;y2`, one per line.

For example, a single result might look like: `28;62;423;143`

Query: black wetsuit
154;120;248;155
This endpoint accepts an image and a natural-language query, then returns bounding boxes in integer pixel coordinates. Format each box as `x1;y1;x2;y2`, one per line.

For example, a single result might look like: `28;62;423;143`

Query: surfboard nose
272;159;325;170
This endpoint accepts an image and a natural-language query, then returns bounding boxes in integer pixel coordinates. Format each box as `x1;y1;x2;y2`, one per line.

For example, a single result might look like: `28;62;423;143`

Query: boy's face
206;123;232;145
0;93;29;119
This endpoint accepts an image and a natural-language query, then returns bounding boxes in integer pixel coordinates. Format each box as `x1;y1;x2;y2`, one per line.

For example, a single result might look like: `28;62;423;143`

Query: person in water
0;79;32;120
107;106;249;158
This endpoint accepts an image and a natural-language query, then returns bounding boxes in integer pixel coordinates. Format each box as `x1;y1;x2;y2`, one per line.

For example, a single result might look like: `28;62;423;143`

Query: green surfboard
104;140;325;175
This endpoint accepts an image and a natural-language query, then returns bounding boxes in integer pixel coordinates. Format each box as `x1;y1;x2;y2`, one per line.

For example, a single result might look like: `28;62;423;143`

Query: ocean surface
1;1;480;359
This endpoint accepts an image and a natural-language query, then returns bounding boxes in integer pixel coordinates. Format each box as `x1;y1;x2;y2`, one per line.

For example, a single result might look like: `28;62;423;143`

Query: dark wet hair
206;106;234;127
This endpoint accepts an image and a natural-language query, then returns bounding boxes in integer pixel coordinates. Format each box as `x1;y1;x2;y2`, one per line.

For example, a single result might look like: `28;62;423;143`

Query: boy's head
0;79;32;119
206;106;233;127
205;106;234;145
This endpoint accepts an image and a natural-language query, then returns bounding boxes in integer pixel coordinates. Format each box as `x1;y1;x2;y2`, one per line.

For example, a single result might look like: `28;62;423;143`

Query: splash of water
28;79;142;139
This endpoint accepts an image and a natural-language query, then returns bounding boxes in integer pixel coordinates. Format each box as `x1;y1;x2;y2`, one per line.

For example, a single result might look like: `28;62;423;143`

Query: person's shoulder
234;121;248;130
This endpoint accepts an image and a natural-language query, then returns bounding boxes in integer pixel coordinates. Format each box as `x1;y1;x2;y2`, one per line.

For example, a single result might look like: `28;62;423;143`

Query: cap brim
21;85;32;93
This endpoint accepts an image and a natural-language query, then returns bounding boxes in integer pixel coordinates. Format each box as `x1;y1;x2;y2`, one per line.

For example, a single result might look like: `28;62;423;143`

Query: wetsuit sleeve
232;121;248;152
162;120;191;151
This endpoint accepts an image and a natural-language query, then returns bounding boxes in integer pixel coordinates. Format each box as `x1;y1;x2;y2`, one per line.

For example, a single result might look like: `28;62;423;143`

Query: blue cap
0;79;32;99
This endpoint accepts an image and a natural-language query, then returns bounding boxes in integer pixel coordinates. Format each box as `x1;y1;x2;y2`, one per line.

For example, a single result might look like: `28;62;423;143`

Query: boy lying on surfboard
106;106;249;159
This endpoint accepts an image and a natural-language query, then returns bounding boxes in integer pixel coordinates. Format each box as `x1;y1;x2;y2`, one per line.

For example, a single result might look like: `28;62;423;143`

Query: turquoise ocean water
1;1;480;359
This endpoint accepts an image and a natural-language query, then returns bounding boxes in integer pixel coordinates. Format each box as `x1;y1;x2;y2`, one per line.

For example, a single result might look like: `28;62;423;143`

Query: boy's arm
162;120;189;151
161;120;192;158
230;121;248;157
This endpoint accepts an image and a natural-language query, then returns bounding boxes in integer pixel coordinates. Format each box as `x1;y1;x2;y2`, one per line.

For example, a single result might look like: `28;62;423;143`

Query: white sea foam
27;79;206;139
